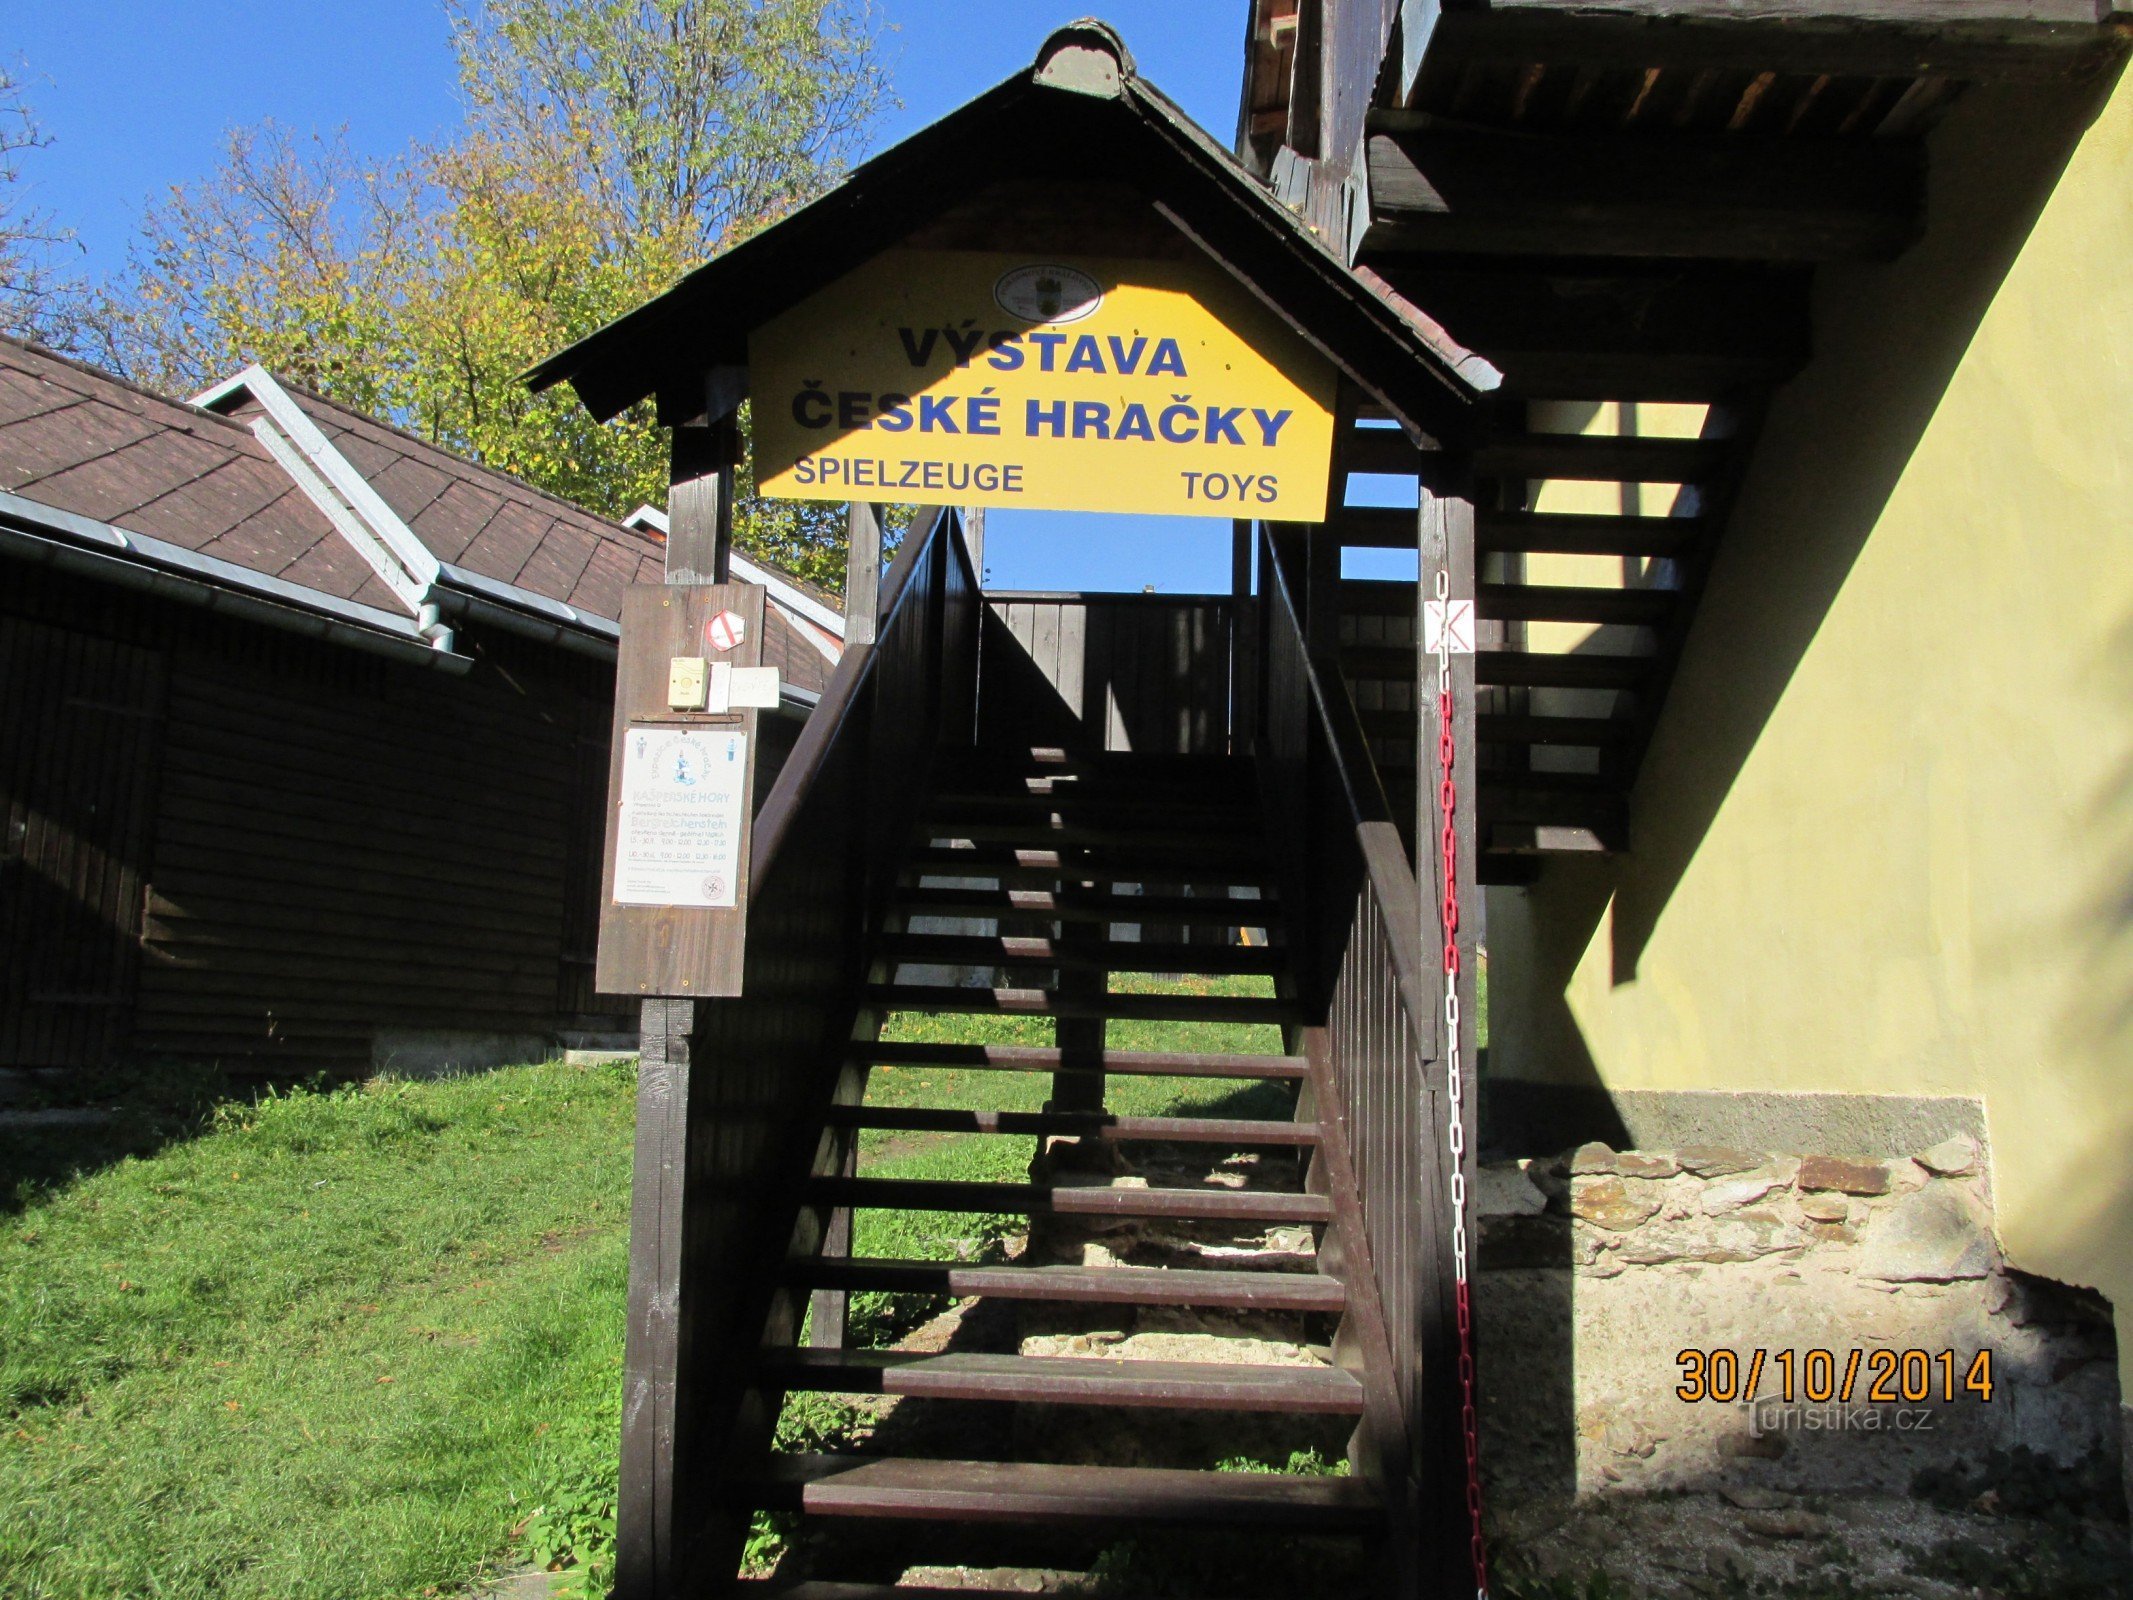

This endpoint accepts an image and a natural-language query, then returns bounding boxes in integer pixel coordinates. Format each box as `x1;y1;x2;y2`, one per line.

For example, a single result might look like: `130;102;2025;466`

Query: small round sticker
705;610;746;653
994;264;1103;326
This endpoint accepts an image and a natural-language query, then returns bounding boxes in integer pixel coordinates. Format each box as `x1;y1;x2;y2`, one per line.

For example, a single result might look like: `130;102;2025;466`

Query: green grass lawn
0;958;1478;1599
0;1063;637;1600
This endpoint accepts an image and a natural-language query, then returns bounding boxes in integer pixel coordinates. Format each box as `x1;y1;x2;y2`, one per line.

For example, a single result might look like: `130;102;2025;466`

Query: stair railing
1252;521;1468;1595
615;506;979;1600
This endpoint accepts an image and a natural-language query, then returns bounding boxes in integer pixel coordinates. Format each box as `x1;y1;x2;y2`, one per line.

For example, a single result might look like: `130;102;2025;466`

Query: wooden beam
1363;125;1923;261
1410;3;2126;86
844;502;883;648
1360;263;1811;401
665;420;737;584
1344;425;1723;481
1477;510;1704;559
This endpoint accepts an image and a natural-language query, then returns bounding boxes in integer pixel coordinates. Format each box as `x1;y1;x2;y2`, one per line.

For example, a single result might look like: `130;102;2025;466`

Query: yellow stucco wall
1487;72;2133;1377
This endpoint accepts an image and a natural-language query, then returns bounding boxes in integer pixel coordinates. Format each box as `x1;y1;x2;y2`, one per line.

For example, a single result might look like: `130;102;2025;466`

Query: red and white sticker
704;609;747;653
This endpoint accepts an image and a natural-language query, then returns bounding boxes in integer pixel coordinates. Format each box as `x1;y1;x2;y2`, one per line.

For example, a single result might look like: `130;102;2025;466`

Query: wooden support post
963;506;986;589
617;995;695;1600
1305;521;1341;657
666;420;737;584
808;1139;855;1350
1416;483;1480;1597
846;502;883;647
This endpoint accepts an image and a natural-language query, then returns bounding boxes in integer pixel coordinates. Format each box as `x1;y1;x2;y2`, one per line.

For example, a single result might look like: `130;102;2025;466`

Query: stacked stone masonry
1472;1135;2124;1506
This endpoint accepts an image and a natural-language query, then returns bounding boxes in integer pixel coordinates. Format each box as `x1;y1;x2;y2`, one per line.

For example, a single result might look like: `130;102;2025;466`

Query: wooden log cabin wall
0;337;841;1086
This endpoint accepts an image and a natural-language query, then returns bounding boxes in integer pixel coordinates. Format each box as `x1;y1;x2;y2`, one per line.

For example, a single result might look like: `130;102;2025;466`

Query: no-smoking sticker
704;609;747;653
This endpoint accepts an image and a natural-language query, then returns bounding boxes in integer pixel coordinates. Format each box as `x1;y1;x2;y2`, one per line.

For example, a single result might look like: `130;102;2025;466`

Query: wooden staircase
736;748;1394;1594
618;510;1467;1599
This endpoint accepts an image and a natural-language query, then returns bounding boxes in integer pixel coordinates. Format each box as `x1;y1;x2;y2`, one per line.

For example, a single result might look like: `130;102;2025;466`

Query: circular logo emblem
993;264;1103;326
704;610;746;653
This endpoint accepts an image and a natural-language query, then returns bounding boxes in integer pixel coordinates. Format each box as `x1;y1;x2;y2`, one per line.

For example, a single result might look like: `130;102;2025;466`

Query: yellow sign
750;249;1338;521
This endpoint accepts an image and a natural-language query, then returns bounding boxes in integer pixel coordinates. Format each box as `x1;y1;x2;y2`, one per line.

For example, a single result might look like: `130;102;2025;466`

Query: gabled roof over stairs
525;20;1498;447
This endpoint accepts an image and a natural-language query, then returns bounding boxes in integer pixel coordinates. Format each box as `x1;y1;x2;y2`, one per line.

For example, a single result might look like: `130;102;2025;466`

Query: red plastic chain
1435;635;1490;1598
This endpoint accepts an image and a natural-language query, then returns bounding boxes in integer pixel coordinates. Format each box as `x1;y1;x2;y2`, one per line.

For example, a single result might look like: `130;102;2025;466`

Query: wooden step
743;1455;1382;1530
1478;509;1703;559
867;984;1299;1026
881;932;1283;977
1342;425;1723;482
1474;431;1724;484
930;792;1259;823
1342;643;1649;692
783;1257;1346;1313
861;1041;1306;1079
924;821;1260;853
895;886;1279;928
805;1176;1333;1225
1477;582;1675;628
909;845;1267;883
737;1583;1077;1600
828;1105;1319;1145
759;1351;1365;1414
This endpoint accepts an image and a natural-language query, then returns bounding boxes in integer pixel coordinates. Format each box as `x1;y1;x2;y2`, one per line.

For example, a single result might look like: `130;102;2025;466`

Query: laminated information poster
611;724;749;908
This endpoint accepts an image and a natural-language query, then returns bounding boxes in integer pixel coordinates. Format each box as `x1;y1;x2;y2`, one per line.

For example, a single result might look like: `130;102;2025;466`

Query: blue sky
8;3;1282;593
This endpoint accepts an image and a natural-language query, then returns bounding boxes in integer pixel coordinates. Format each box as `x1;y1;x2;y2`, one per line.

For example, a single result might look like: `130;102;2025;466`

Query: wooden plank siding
978;593;1233;757
0;614;166;1068
2;563;621;1078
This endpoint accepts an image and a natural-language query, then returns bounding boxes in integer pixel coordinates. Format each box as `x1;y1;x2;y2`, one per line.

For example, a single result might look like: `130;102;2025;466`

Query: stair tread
784;1258;1346;1312
760;1350;1364;1413
808;1176;1332;1224
861;1042;1306;1078
829;1106;1319;1145
745;1454;1381;1529
896;887;1280;926
882;933;1282;977
868;985;1299;1024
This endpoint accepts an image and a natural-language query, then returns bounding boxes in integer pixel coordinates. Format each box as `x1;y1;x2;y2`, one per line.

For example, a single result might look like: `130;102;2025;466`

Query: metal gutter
0;490;471;673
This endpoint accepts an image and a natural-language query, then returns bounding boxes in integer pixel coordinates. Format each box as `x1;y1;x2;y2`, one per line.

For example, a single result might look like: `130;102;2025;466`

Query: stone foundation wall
1473;1135;2125;1512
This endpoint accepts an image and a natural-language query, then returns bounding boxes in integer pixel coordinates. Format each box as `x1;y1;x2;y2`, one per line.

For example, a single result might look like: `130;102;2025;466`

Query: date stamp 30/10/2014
1675;1347;1995;1407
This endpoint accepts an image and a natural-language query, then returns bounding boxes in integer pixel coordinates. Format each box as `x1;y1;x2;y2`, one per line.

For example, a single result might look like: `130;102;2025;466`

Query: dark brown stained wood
744;1455;1383;1529
904;846;1273;889
759;1350;1366;1413
1344;422;1728;480
1361;125;1922;260
860;1040;1307;1078
611;510;980;1597
1476;430;1725;483
1358;261;1811;399
805;1176;1334;1225
783;1257;1345;1312
593;581;766;999
0;617;164;1068
1344;641;1651;692
892;885;1280;928
977;594;1233;757
1476;582;1675;627
1479;776;1631;848
1477;712;1635;747
1478;509;1703;558
1406;2;2127;87
865;983;1300;1026
921;819;1259;853
825;1105;1321;1145
878;932;1284;976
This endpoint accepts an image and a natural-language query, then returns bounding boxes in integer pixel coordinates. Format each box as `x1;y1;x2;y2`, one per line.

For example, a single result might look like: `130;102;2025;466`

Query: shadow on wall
1605;69;2123;983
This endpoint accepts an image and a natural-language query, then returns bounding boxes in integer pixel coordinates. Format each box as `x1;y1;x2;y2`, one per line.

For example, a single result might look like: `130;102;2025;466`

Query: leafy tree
0;63;89;351
84;1;889;592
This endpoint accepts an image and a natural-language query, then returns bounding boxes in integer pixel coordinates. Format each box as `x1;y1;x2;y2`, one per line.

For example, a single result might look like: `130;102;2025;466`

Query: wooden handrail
751;505;956;888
